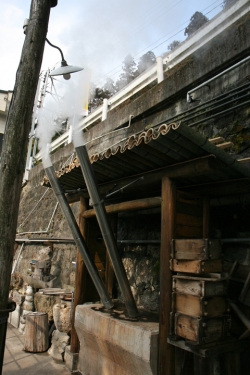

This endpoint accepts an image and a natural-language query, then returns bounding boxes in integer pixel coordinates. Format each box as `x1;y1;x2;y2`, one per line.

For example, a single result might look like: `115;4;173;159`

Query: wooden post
0;1;54;371
159;177;176;375
70;196;88;353
203;197;210;238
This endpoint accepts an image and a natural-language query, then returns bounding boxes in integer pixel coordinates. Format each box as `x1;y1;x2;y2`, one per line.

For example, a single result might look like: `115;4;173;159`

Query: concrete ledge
64;345;79;372
75;303;159;375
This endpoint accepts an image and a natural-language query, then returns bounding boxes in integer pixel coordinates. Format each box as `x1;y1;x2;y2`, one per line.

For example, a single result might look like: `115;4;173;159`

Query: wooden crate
170;259;222;274
172;274;227;297
172;293;229;317
171;312;231;345
171;239;221;260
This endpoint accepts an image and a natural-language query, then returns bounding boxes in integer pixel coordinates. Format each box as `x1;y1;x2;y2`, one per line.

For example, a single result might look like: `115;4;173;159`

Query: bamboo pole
158;177;176;375
82;197;161;219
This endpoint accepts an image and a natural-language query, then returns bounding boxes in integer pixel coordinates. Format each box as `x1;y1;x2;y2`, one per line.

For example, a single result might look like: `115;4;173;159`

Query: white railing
34;0;250;163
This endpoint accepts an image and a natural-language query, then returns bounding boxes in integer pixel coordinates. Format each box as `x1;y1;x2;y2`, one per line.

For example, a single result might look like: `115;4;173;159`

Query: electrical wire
89;0;223;85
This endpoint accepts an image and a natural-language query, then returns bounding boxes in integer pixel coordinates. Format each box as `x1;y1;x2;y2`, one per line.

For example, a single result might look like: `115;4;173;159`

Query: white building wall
0;114;6;134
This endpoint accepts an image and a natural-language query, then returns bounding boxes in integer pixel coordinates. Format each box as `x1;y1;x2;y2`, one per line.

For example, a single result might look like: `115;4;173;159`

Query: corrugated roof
42;122;250;196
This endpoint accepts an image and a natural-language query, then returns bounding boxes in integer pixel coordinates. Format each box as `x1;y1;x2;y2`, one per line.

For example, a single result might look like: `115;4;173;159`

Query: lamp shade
50;65;83;77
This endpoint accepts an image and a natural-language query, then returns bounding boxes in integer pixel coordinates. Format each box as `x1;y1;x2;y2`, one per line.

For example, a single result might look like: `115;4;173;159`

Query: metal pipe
187;55;250;101
118;240;160;244
15;237;75;243
75;145;138;318
45;165;113;310
11;243;25;274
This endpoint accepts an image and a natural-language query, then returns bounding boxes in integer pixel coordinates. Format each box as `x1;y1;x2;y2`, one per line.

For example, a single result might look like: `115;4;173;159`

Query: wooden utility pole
0;1;57;371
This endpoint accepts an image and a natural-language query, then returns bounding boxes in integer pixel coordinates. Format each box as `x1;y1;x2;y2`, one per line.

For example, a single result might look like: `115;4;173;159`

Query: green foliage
89;51;156;108
88;82;113;112
184;11;209;37
167;40;181;51
136;51;156;75
116;54;137;90
222;0;239;8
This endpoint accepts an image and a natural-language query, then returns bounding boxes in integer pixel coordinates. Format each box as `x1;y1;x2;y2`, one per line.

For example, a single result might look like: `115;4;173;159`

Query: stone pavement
3;323;71;375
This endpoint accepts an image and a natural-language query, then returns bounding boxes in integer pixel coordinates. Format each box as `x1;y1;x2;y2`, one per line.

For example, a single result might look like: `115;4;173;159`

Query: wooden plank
173;293;229;317
71;196;88;354
172;276;227;297
173;313;231;345
238;157;250;164
159;177;176;375
171;239;221;260
170;259;222;274
209;137;225;144
216;141;234;149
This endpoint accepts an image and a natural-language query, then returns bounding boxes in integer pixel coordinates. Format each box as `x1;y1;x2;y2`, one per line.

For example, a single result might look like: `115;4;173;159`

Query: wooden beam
181;178;250;197
159;177;176;375
92;155;218;198
66;192;82;204
82;197;161;219
70;196;88;353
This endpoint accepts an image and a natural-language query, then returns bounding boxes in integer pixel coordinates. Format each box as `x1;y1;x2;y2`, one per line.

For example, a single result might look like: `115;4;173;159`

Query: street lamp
46;38;83;80
23;19;83;80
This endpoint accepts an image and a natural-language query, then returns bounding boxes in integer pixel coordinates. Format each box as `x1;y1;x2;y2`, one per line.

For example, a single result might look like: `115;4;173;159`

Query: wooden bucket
24;312;49;352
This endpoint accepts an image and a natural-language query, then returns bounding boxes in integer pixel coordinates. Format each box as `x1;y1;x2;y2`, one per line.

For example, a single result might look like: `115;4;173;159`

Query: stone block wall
15;172;79;291
117;210;161;313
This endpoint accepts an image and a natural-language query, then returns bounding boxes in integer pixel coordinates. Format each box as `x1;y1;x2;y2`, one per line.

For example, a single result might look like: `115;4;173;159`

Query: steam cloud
36;67;91;167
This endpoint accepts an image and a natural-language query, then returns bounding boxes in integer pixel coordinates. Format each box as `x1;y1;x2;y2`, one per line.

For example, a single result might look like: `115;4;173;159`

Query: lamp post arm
46;38;66;64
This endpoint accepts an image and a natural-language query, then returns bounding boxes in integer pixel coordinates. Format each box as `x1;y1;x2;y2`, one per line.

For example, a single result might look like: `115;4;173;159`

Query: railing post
156;56;164;83
102;98;108;121
68;125;73;144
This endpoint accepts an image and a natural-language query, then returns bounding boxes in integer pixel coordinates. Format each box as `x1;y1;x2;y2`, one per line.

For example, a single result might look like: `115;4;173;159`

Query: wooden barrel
24;312;49;352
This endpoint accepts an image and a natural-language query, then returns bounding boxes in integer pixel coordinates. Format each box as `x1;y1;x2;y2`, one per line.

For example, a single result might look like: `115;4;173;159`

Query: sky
0;0;224;91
